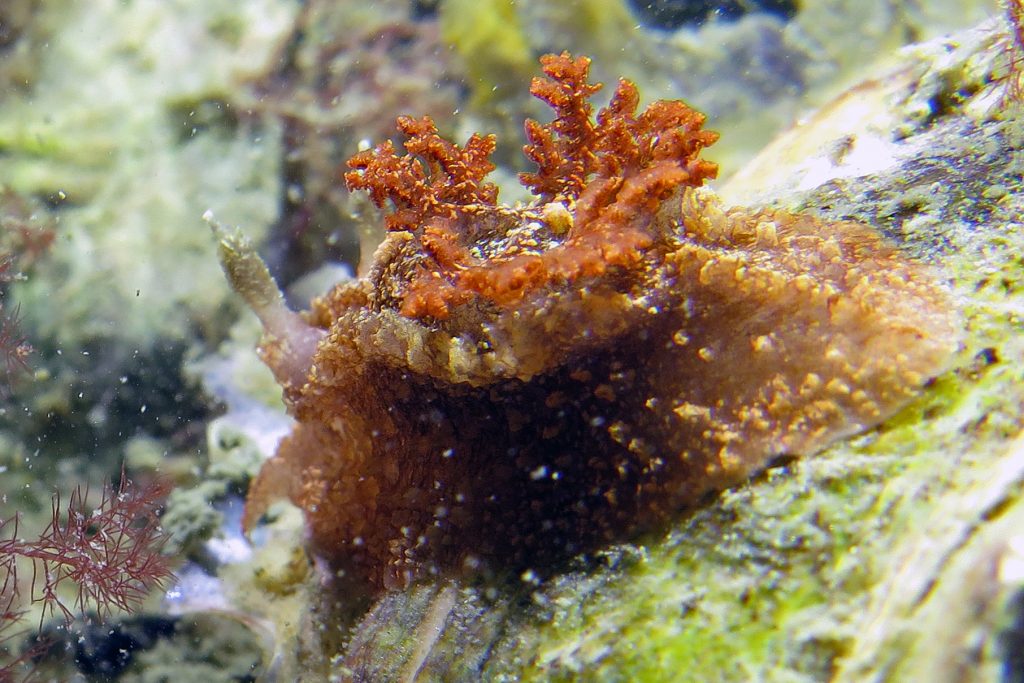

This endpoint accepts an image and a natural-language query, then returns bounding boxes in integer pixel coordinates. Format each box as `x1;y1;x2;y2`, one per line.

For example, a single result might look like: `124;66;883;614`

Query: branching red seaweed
0;187;57;385
0;475;171;676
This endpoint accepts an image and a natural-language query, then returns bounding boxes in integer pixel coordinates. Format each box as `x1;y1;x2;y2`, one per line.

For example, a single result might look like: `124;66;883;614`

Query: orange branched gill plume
231;52;961;594
344;53;718;319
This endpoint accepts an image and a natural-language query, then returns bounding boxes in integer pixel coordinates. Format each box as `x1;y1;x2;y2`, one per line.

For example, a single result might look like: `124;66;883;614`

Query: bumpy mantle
215;53;960;593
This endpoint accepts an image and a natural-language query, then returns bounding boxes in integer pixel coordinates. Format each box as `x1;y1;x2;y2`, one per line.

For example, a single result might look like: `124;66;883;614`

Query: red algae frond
1003;0;1024;103
0;474;171;647
236;53;961;594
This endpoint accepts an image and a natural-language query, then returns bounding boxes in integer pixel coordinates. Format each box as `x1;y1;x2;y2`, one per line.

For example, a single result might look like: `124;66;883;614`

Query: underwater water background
2;0;1023;681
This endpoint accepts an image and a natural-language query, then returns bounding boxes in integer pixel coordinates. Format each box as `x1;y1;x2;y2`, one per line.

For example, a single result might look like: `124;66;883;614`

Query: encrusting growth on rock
217;52;961;593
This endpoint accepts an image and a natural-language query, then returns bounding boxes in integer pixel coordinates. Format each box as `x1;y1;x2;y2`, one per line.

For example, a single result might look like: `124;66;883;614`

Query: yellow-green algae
439;0;534;108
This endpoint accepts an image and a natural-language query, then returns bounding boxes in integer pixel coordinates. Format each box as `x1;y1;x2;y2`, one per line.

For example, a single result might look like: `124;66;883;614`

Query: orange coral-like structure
344;53;718;319
224;53;960;593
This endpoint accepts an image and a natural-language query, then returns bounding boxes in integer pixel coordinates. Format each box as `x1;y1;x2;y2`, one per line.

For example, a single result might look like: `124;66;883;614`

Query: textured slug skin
236;54;960;594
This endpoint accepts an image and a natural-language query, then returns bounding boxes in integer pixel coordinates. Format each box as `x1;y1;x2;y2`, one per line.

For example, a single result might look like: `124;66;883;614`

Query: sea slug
215;52;960;593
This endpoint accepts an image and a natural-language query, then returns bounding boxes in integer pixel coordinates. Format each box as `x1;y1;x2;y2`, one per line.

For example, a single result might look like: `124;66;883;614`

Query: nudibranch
215;53;960;592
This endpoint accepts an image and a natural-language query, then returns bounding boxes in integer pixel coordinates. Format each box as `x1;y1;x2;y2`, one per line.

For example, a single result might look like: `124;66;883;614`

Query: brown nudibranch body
222;53;960;592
